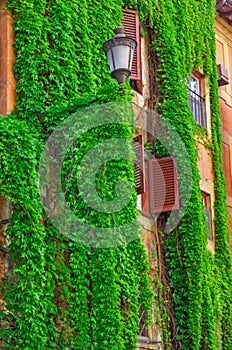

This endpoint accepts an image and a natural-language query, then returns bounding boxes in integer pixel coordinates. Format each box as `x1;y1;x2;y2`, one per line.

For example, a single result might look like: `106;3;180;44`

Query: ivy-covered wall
133;0;232;349
0;0;231;350
0;1;152;349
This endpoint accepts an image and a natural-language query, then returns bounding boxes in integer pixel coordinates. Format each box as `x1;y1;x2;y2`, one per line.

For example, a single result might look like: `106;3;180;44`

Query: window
201;191;213;240
122;9;142;93
188;72;206;127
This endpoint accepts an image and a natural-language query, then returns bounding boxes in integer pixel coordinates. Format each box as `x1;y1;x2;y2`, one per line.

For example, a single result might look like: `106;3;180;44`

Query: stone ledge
137;336;161;350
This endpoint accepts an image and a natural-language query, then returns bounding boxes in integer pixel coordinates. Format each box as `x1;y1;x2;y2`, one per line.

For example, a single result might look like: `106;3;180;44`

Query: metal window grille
188;89;206;127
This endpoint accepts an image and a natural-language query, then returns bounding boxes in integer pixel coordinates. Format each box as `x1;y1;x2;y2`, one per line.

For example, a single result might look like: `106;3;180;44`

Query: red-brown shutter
149;157;179;213
122;9;141;81
134;135;145;194
217;64;229;86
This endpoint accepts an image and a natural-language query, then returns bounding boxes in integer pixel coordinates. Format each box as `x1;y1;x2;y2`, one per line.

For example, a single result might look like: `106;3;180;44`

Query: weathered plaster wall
0;3;15;116
132;29;162;349
197;141;215;252
215;15;232;251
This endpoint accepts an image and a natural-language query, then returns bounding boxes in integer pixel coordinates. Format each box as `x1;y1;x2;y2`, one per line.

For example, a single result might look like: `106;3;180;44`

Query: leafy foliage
0;0;231;349
125;0;232;348
0;1;151;349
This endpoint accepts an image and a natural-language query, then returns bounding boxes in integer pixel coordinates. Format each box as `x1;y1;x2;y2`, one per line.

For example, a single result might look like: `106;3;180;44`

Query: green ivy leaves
0;1;152;349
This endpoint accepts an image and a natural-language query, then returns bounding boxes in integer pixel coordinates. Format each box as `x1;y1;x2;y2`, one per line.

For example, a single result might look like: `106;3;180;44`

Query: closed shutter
134;135;145;194
122;9;141;81
149;157;179;213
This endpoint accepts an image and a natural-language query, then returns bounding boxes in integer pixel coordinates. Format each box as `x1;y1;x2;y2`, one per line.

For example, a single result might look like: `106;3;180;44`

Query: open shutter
217;64;229;86
134;135;145;194
122;9;141;81
149;157;179;213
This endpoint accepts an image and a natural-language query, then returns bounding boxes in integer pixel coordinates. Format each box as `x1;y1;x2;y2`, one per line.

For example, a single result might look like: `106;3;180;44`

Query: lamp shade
103;27;137;85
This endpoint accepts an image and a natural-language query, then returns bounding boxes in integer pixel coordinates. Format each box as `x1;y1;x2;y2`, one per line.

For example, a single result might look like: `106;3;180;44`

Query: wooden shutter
217;64;229;86
122;9;141;81
149;157;179;213
134;135;145;194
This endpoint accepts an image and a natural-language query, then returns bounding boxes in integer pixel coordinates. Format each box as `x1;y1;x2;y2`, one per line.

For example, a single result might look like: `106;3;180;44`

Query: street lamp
103;27;137;85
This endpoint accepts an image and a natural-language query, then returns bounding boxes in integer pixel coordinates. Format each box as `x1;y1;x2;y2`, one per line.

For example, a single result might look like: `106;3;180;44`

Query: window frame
201;191;213;240
188;71;206;128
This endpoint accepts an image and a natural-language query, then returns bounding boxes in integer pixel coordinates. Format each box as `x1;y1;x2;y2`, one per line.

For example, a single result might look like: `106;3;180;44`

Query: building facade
0;1;232;349
215;0;232;251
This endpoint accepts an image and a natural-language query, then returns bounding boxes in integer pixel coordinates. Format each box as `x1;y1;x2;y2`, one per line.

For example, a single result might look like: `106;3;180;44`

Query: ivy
146;0;232;348
125;0;232;348
0;0;231;349
0;1;152;349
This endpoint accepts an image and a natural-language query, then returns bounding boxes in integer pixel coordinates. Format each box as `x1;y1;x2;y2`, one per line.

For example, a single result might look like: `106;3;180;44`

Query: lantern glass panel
128;48;134;70
112;45;130;70
106;49;114;71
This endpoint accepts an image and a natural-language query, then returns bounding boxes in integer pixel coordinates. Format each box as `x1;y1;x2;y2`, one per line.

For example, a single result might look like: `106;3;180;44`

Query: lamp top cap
114;26;125;34
114;26;126;37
